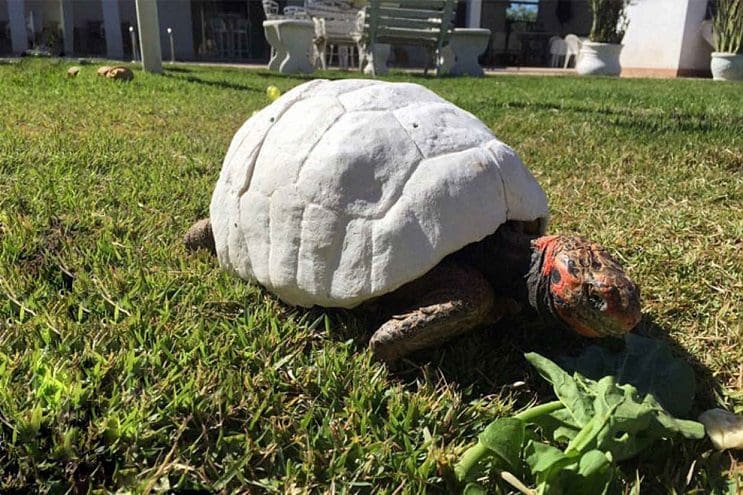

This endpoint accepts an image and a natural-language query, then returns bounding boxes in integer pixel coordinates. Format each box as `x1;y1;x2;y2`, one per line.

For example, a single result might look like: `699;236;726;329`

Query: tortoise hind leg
369;262;517;365
184;218;216;255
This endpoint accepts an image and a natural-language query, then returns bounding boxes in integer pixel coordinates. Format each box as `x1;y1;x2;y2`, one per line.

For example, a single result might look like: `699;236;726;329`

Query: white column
135;0;162;73
466;0;481;28
59;0;74;56
102;0;123;59
7;0;28;54
677;0;712;75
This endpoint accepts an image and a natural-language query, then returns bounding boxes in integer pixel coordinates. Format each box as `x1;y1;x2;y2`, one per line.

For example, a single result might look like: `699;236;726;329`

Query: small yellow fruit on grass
266;85;281;101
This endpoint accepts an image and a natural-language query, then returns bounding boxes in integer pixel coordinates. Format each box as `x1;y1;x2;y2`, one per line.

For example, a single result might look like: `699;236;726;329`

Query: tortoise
185;79;641;363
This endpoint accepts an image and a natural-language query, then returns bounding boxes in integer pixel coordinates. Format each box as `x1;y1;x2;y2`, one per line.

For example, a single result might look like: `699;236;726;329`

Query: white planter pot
710;52;743;81
575;42;623;76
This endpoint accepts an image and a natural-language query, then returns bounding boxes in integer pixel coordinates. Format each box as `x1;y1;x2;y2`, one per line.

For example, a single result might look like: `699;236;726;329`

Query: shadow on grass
248;70;326;81
346;311;724;414
164;66;194;73
501;100;741;134
163;73;263;92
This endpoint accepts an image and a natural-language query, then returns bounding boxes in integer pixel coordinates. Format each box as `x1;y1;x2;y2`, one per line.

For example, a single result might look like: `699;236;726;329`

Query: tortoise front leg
369;262;518;364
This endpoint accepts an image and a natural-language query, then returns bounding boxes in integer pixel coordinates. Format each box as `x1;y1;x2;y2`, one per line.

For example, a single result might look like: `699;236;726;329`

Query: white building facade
0;0;716;77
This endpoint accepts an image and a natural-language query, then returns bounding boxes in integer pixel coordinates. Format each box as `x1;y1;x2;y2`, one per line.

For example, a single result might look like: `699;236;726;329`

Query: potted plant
576;0;629;76
711;0;743;81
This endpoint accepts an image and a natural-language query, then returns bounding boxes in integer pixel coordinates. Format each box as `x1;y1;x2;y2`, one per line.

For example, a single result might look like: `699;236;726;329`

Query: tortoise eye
566;259;579;276
550;268;561;284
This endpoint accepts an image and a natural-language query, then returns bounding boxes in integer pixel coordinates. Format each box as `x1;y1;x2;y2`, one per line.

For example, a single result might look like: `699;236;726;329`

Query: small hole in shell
412;122;419;128
269;117;275;123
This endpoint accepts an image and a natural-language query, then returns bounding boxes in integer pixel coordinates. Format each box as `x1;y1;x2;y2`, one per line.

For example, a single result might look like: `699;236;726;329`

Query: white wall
621;0;687;70
621;0;711;75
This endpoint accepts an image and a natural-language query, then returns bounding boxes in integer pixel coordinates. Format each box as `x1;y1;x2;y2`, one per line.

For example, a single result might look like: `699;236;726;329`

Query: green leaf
463;482;487;495
576;450;611;476
562;450;615;495
576;376;703;461
525;353;593;426
478;417;525;472
530;407;582;443
525;440;575;477
527;350;705;462
526;443;615;495
562;334;697;418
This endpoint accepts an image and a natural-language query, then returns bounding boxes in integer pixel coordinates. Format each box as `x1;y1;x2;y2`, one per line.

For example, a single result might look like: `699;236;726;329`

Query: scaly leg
369;262;518;364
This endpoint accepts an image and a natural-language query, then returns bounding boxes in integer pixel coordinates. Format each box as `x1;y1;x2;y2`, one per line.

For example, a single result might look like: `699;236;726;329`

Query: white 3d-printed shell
210;79;549;308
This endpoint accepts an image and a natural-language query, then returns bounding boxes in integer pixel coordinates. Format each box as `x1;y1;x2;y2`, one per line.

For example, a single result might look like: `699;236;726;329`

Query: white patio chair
307;0;363;69
549;36;566;67
564;34;582;68
262;0;283;64
359;0;456;76
262;0;281;20
284;6;309;19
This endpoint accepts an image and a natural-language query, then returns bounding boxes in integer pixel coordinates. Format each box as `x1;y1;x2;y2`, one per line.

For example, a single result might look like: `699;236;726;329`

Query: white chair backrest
362;0;456;50
284;6;309;18
307;0;362;41
307;0;356;9
313;16;326;38
549;36;566;55
262;0;281;19
564;34;581;54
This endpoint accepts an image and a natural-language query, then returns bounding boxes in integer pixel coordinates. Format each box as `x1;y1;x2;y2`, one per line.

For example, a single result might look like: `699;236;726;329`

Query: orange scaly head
532;235;641;337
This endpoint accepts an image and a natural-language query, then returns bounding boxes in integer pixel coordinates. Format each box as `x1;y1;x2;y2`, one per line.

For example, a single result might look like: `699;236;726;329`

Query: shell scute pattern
392;102;495;159
210;79;549;308
483;141;550;224
251;95;346;197
211;79;325;276
297;110;423;218
368;145;509;296
337;82;442;112
297;203;344;296
330;218;374;299
267;185;305;294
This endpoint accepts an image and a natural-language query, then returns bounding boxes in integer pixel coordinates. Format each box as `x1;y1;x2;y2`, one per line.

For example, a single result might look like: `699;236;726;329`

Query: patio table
262;19;316;74
447;28;490;76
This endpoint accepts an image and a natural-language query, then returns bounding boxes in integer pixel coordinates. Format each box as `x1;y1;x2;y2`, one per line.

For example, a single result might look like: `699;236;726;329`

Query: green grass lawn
0;59;741;493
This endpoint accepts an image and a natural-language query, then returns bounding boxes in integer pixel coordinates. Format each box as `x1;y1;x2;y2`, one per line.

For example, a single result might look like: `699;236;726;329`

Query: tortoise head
529;235;641;337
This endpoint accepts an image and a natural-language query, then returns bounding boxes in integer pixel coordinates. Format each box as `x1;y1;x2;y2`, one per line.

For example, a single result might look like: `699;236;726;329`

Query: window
506;0;539;23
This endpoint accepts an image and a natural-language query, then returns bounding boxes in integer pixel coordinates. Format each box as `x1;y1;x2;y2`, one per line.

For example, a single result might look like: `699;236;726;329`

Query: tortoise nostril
587;294;607;311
